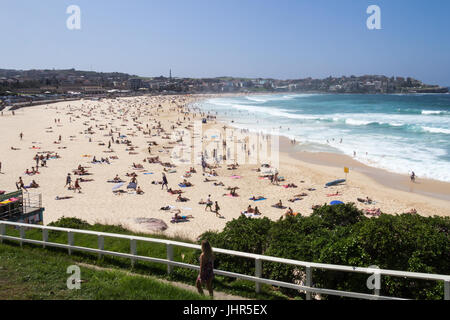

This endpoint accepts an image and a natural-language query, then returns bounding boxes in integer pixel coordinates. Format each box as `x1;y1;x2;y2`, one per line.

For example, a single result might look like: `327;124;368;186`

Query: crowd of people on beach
0;95;425;237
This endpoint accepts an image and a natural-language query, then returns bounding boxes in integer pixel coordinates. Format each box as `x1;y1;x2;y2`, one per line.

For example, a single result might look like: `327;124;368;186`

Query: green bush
198;204;450;300
48;216;91;229
199;216;274;276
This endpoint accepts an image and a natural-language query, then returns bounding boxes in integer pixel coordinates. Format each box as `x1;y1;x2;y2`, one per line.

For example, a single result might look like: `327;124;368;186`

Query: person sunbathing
294;193;308;197
136;186;145;195
173;212;193;222
246;205;255;214
250;196;265;201
289;197;302;202
126;172;138;177
181;179;192;187
189;167;197;173
168;188;182;195
254;206;261;216
55;196;74;200
133;163;144;169
285;207;294;216
176;194;189;202
213;182;224;186
229;187;239;197
273;200;283;208
285;183;297;188
25;169;31;175
30;180;39;188
112;175;122;182
198;199;207;205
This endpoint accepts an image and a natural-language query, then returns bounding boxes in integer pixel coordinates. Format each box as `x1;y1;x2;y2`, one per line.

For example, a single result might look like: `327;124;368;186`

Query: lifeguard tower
0;191;44;224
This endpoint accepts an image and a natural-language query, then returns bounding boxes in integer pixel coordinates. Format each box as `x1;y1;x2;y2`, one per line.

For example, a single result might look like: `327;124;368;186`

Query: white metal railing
0;220;449;300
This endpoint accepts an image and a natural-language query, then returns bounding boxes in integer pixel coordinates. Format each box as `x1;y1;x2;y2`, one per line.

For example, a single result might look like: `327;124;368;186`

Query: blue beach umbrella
330;200;344;205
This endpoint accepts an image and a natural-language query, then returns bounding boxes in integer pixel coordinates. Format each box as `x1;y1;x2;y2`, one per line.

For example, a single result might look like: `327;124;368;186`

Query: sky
0;0;449;85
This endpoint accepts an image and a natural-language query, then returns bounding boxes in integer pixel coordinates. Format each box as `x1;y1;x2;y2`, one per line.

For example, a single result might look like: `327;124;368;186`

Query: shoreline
278;136;450;202
192;94;450;203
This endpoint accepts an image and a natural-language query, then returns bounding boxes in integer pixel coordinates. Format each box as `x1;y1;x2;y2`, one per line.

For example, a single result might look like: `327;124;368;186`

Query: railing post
98;235;104;259
19;226;25;248
130;239;137;267
445;281;450;300
0;223;5;244
42;229;48;248
255;258;262;293
305;266;312;300
68;232;74;255
167;243;174;275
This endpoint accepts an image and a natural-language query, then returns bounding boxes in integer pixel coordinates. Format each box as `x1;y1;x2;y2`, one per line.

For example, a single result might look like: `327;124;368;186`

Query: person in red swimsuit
196;240;215;297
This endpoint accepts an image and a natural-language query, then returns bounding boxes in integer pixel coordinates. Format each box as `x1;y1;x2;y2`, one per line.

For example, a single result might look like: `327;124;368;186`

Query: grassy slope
0;243;208;300
0;220;289;300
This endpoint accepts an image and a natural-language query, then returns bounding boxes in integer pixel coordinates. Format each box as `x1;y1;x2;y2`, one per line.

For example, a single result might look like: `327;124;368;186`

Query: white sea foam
422;126;450;134
421;110;448;115
199;95;450;182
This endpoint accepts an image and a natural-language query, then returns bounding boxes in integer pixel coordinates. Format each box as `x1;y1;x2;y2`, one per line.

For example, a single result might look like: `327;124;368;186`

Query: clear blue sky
1;0;449;85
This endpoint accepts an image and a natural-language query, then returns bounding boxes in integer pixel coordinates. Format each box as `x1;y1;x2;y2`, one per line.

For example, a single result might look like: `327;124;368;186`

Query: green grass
0;243;208;300
1;218;290;300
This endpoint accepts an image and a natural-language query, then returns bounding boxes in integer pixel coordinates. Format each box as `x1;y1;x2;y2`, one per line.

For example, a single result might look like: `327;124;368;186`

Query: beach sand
0;95;449;241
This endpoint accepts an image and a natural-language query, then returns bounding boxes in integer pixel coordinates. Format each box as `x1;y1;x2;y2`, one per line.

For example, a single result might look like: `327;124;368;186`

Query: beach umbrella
330;200;344;205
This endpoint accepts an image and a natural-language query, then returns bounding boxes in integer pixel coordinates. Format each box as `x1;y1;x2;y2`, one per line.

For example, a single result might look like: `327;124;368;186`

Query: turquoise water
194;93;450;182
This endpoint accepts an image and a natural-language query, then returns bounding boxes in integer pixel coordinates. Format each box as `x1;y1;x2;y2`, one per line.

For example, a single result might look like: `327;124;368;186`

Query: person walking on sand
72;178;81;193
214;201;221;217
20;132;23;140
161;173;168;190
410;171;416;183
196;240;215;298
65;173;72;188
205;195;213;211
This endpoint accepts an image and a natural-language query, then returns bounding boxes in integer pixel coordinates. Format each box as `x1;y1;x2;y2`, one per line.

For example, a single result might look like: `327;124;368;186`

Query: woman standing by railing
196;240;215;298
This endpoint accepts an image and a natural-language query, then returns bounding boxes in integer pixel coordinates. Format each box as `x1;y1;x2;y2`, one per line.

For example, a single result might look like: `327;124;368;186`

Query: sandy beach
1;94;449;241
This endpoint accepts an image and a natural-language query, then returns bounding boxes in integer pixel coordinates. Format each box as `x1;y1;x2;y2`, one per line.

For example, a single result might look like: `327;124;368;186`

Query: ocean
193;93;450;182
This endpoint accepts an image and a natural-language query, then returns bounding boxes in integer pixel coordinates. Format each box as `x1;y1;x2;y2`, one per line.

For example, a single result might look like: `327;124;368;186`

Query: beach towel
171;218;189;224
224;194;239;198
250;197;267;202
241;212;260;218
143;173;154;175
112;182;125;190
330;200;344;205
